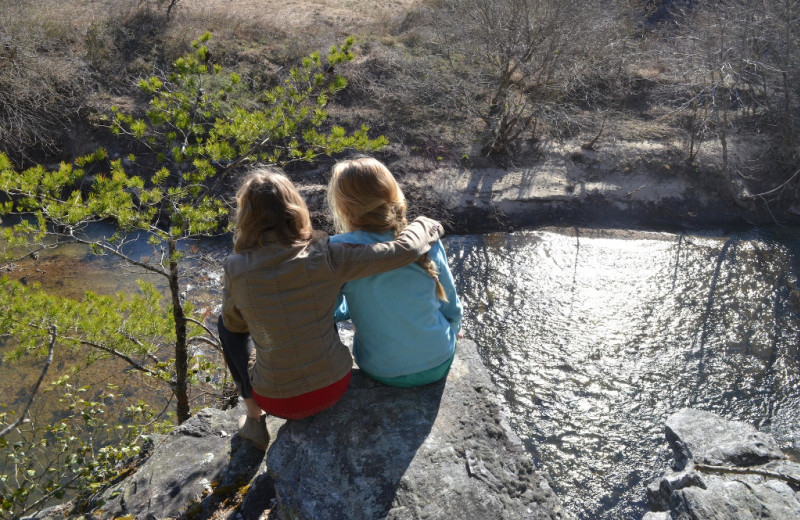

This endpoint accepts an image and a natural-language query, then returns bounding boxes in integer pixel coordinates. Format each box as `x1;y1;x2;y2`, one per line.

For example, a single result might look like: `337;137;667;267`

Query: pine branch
0;325;56;438
0;244;54;267
118;331;161;363
56;334;162;378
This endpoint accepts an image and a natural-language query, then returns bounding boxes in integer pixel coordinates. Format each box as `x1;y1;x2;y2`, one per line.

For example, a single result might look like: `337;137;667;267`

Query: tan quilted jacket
221;216;444;398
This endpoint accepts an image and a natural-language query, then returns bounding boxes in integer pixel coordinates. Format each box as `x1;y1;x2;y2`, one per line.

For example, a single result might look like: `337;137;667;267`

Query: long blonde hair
233;167;313;252
327;157;447;301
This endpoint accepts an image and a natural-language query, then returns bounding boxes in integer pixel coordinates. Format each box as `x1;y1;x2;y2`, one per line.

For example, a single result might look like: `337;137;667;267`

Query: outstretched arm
328;216;444;282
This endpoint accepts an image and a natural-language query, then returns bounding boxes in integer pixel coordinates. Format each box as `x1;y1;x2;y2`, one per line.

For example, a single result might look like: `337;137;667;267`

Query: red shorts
252;371;352;420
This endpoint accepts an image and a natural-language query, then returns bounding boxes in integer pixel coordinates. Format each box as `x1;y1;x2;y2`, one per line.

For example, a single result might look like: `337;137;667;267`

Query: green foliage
0;33;385;513
0;277;208;383
0;380;159;519
2;35;385;259
110;34;385;177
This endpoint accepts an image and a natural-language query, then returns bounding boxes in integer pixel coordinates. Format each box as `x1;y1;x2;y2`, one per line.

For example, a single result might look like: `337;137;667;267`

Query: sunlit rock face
646;409;800;520
267;339;572;520
665;408;785;470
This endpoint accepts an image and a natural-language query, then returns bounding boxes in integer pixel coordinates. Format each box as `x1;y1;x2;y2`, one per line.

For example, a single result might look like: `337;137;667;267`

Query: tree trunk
168;238;190;424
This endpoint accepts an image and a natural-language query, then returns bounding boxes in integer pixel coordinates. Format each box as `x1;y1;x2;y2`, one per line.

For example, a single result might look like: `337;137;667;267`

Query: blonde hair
327;157;447;301
233;167;313;253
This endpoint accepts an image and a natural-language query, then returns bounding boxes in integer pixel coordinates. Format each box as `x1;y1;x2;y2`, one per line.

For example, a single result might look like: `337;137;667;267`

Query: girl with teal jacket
328;157;462;387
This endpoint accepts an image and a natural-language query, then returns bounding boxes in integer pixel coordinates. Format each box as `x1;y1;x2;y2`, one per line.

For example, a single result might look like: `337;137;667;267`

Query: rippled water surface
446;227;800;519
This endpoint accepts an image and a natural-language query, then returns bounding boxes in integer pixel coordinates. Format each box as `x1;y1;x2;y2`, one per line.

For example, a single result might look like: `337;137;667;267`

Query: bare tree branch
187;335;222;353
67;232;170;278
18;470;82;518
749;168;800;198
695;462;800;487
185;317;220;344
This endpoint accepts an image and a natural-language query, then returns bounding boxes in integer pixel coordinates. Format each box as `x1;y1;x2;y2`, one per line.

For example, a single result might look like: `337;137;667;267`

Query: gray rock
20;503;72;520
641;513;671;520
671;478;800;520
266;339;570;520
646;468;705;511
86;406;269;519
645;408;800;520
666;408;784;470
27;340;566;520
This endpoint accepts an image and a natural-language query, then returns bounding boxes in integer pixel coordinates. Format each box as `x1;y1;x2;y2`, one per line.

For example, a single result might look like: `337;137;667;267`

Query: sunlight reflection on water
446;227;800;520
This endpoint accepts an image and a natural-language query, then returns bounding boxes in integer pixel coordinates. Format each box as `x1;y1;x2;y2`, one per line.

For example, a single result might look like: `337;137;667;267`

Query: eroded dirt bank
295;137;800;236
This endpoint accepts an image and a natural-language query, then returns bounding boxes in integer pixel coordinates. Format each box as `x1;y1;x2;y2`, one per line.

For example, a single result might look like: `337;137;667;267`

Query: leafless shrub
84;7;177;93
401;0;647;159
650;0;800;199
0;8;87;165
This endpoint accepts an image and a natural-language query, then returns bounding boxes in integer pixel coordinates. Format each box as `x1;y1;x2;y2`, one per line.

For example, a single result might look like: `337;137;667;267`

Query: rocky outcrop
89;406;283;519
25;406;282;520
644;409;800;520
266;339;570;520
26;339;568;520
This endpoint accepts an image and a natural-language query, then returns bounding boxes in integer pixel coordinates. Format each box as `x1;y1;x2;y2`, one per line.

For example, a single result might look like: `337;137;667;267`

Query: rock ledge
267;339;571;520
644;408;800;520
27;339;569;520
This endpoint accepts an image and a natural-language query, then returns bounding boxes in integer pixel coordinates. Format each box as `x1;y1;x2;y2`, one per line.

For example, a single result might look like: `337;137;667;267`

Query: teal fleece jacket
332;230;462;378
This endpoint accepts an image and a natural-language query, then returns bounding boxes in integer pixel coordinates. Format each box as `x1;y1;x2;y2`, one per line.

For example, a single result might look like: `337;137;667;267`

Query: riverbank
290;134;800;239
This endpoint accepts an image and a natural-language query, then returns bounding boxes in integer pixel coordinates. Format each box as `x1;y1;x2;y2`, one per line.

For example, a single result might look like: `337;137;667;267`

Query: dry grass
1;0;427;163
5;0;789;202
187;0;420;33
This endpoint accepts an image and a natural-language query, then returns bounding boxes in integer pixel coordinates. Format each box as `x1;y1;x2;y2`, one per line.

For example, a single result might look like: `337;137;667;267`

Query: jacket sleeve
221;263;249;333
432;240;462;333
327;216;444;282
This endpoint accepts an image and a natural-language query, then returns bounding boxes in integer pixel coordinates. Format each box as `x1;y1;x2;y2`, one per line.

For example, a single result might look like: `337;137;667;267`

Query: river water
447;227;800;519
2;225;799;519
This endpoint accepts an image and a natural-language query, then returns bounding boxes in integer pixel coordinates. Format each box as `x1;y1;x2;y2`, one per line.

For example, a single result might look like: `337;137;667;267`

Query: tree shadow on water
690;236;739;405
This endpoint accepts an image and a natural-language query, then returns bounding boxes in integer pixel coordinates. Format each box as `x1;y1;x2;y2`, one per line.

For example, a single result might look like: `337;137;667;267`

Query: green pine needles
0;33;385;517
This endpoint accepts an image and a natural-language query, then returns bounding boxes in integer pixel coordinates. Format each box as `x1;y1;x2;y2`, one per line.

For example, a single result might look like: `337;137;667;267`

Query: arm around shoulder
328;216;444;282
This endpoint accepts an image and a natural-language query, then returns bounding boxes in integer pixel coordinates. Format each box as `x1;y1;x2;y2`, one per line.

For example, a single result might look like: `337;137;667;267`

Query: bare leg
244;397;264;419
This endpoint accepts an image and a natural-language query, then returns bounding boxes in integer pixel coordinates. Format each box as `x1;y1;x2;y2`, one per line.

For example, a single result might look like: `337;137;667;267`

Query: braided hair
327;157;447;301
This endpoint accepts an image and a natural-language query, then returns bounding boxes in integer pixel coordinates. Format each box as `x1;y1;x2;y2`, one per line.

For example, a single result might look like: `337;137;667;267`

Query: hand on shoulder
412;216;445;238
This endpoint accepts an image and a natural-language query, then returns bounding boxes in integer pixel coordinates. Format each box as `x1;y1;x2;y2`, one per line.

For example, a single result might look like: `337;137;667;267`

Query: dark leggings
218;315;255;399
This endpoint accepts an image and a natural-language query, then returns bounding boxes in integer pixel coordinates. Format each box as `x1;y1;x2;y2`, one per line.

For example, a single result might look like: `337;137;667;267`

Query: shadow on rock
267;372;443;519
266;339;570;520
